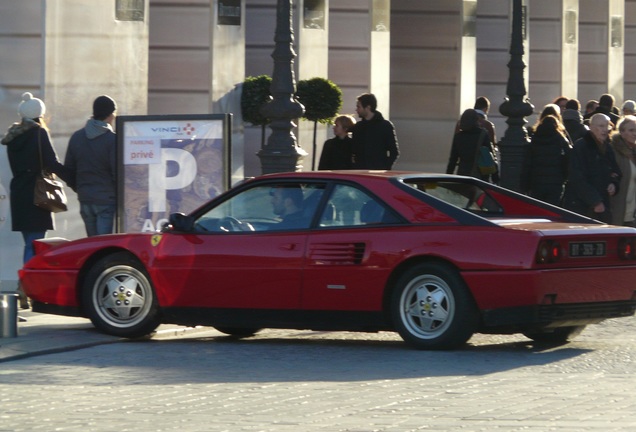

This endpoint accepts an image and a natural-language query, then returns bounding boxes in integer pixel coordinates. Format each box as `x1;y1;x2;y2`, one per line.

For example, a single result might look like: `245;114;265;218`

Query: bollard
0;293;18;338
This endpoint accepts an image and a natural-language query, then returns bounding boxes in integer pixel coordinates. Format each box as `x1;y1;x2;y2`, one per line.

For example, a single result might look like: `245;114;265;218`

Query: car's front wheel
82;252;160;338
391;262;478;350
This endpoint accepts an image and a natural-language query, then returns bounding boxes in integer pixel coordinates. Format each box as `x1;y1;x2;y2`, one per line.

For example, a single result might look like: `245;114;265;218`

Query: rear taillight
536;240;562;264
618;237;636;260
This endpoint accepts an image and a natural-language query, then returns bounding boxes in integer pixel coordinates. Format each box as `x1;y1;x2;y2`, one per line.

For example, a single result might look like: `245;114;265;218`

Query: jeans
80;203;116;237
22;231;46;263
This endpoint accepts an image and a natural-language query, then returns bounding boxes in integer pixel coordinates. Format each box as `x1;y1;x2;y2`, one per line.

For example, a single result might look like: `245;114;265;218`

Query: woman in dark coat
520;115;572;206
318;114;356;170
1;92;71;264
446;108;494;181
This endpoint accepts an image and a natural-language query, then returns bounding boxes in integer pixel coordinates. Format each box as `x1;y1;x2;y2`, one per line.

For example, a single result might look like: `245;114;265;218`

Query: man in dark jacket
64;95;117;236
583;94;620;129
351;93;399;169
563;113;621;223
562;99;588;143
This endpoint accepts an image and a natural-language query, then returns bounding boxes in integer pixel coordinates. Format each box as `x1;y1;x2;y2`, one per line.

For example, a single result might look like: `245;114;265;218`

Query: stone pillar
608;0;624;103
459;0;477;114
561;0;579;99
296;0;329;170
369;0;391;115
42;0;149;239
44;1;149;135
211;0;246;185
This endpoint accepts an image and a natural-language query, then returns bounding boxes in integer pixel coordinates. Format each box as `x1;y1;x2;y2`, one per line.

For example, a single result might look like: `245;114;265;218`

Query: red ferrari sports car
20;171;636;349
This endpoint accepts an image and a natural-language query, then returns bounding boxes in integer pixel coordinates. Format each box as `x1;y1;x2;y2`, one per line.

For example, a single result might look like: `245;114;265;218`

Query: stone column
608;0;624;103
561;0;579;99
459;0;477;114
369;0;391;115
44;0;149;136
43;0;149;239
211;0;246;185
296;0;329;170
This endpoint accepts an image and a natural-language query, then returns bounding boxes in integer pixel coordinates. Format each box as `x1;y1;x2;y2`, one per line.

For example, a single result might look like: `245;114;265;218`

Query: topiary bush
296;77;343;170
241;75;272;149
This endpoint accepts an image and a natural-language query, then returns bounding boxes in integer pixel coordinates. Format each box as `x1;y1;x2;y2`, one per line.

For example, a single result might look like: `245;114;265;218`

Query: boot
16;283;30;310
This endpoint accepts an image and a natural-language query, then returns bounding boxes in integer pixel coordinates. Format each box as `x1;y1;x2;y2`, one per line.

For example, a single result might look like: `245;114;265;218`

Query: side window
194;182;325;232
318;184;400;227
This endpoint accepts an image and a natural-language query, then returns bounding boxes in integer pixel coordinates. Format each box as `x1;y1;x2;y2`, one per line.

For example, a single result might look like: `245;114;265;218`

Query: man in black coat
563;113;621;223
351;93;399;169
583;94;620;129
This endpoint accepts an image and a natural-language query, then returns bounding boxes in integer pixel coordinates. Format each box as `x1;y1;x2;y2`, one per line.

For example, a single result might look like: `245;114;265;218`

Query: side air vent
309;242;366;265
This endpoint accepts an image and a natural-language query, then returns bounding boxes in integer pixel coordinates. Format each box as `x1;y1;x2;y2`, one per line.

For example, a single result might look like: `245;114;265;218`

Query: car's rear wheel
391;262;478;350
523;325;586;344
215;327;261;338
82;252;160;338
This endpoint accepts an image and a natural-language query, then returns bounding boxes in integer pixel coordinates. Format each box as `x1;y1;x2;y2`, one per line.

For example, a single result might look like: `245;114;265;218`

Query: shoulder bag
473;130;498;176
33;128;68;213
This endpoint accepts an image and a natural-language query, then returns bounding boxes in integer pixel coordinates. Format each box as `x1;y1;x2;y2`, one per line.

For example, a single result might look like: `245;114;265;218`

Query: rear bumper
481;300;636;330
463;266;636;310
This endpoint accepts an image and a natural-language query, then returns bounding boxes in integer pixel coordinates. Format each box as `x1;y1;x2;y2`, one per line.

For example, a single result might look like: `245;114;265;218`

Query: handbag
34;128;68;213
473;130;498;176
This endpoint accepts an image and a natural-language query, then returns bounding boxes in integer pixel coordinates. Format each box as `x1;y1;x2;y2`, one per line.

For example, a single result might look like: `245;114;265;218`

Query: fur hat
93;95;117;120
18;92;46;119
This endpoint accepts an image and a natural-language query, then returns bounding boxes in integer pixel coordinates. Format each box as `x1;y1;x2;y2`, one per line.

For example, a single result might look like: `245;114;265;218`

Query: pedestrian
453;97;500;183
609;115;636;226
530;104;563;136
455;96;497;147
1;92;72;307
318;114;356;170
562;98;588;143
563;113;621;223
473;96;497;147
621;100;636;116
446;108;496;181
64;95;117;237
520;115;571;206
351;93;399;169
583;99;599;126
584;93;620;128
552;96;568;111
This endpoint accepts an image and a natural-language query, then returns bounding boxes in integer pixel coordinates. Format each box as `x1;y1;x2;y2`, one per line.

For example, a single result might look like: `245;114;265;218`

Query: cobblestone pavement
1;315;636;431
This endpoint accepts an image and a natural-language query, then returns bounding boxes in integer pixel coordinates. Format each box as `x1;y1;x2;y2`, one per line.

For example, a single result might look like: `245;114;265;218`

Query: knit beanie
18;92;46;120
93;95;117;120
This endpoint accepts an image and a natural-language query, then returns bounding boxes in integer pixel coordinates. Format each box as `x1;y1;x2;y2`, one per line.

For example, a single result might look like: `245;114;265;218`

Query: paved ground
1;311;636;431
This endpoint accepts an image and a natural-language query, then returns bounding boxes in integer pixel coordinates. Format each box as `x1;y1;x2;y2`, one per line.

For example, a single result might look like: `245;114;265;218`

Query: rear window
403;180;504;215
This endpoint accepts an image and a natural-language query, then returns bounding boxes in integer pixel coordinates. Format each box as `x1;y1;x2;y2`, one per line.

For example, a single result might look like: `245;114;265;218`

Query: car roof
254;170;463;182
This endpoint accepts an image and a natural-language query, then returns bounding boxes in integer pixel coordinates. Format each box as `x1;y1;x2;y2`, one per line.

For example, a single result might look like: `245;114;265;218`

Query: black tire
390;262;478;350
214;327;261;338
523;325;586;344
82;252;160;338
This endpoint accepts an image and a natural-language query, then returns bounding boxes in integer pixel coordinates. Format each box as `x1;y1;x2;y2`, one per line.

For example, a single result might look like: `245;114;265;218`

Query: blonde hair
334;114;356;132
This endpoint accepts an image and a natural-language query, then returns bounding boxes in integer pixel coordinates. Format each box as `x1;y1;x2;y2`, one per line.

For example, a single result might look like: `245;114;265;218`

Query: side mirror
163;212;194;232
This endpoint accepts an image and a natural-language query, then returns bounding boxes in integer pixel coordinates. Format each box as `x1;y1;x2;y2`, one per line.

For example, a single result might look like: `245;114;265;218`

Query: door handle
279;243;298;251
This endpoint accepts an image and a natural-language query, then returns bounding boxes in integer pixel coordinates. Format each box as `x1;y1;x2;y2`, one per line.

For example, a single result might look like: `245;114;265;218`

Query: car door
154;181;325;310
302;183;404;312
